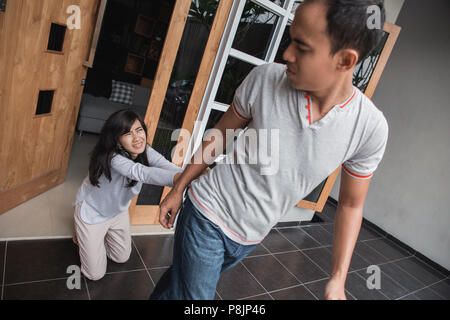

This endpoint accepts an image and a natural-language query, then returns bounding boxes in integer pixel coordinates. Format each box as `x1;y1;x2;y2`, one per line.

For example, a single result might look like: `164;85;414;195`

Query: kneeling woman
73;109;182;281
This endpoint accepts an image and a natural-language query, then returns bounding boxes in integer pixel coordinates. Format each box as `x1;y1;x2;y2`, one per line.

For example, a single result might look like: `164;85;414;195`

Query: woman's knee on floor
82;265;107;281
108;246;131;264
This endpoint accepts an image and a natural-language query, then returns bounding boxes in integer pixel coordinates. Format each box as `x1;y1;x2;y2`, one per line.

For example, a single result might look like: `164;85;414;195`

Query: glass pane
291;0;303;15
232;1;280;60
137;0;220;206
206;109;225;130
205;109;226;167
353;31;388;93
274;23;291;64
303;179;327;203
215;57;257;105
47;23;66;52
35;90;54;115
273;0;286;7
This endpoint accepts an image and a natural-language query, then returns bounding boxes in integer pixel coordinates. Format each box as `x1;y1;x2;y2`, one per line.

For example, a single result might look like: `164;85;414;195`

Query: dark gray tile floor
1;201;449;300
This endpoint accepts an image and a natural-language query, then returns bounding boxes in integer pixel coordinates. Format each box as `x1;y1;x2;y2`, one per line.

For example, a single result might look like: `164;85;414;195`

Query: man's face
283;1;339;91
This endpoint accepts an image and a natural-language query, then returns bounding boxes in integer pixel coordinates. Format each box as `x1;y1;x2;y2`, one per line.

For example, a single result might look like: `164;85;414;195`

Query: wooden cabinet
124;53;145;76
134;14;155;38
124;14;165;80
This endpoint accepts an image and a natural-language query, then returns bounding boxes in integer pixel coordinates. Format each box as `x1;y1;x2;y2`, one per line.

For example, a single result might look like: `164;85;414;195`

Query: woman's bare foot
72;234;78;246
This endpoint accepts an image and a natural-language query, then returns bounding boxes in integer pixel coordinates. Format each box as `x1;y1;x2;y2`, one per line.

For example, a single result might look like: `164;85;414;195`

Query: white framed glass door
186;0;301;164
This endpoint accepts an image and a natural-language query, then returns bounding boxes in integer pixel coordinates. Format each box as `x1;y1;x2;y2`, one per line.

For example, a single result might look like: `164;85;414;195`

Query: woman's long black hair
89;109;150;188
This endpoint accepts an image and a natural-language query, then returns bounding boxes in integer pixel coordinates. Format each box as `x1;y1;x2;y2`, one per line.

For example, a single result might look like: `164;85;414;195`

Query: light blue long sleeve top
74;145;183;224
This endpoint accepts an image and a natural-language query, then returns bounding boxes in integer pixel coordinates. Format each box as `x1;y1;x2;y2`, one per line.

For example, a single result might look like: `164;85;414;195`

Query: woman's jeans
149;196;257;300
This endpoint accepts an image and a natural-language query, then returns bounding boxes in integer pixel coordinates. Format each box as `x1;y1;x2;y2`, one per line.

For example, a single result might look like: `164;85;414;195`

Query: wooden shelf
134;14;155;38
124;53;145;75
140;77;154;89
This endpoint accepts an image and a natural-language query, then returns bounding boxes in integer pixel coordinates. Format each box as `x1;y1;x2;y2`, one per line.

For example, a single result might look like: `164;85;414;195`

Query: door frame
129;0;235;225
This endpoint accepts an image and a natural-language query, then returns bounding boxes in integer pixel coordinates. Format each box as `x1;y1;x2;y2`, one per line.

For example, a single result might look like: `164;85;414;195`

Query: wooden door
129;0;233;225
0;0;101;214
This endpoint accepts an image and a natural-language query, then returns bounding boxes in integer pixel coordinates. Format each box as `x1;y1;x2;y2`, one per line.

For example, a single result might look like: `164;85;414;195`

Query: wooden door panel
0;0;100;214
129;0;234;225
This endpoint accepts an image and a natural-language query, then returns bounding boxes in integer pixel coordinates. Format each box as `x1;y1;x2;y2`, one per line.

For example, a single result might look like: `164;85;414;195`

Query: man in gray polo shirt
151;0;388;300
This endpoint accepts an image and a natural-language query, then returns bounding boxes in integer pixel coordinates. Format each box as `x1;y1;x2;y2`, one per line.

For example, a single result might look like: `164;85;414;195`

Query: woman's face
118;119;147;159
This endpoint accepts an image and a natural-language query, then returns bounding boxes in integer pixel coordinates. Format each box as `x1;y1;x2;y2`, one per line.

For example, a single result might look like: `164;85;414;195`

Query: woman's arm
111;154;182;187
159;106;250;228
146;146;181;172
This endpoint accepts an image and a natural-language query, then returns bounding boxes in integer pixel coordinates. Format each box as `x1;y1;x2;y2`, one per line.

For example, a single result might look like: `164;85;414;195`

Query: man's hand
159;188;184;229
324;277;347;300
158;105;247;229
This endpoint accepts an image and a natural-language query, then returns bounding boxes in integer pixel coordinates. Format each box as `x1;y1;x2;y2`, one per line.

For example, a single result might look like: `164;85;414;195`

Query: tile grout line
147;265;172;271
3;266;153;288
239;260;275;300
275;229;332;278
276;230;358;300
348;253;448;300
263;283;308;297
356;240;446;290
238;292;272;300
268;254;320;300
317;222;386;245
300;226;334;248
359;250;448;300
352;270;392;300
315;222;404;278
275;226;332;251
105;268;149;276
331;218;449;279
262;235;320;300
318;236;398;283
417;275;450;300
4;275;88;287
276;222;335;231
324;245;373;274
349;256;415;296
395;276;450;300
1;242;7;300
246;248;313;259
378;253;447;287
408;251;450;279
132;238;155;287
363;237;415;262
296;227;325;247
319;224;445;293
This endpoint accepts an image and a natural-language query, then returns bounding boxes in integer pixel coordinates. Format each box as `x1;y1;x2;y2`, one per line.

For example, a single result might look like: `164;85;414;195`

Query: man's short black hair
310;0;386;63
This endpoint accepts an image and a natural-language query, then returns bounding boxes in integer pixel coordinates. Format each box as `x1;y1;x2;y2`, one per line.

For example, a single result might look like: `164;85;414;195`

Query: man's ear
336;49;359;71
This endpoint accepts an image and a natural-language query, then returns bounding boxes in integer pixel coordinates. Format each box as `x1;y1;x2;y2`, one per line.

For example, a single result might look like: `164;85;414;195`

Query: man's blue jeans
149;196;257;300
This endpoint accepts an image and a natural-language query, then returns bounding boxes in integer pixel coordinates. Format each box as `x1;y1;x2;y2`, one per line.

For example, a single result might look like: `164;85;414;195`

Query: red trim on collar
339;88;357;109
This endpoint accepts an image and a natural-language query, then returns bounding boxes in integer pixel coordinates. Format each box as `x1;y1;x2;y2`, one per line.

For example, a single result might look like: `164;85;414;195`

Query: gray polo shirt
188;63;388;245
75;146;182;224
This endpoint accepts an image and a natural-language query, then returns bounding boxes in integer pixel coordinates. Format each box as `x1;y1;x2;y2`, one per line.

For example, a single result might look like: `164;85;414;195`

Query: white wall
330;0;450;269
384;0;404;23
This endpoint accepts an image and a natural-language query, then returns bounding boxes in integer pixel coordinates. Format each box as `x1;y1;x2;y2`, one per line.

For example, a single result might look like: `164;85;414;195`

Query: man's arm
158;107;250;229
324;168;372;300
